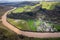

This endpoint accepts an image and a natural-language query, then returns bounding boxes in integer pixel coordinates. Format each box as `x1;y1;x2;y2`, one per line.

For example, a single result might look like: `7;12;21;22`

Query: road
1;8;60;38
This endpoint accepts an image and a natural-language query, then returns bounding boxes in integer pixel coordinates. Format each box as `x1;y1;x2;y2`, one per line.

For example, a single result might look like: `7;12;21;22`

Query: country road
2;8;22;34
1;8;60;38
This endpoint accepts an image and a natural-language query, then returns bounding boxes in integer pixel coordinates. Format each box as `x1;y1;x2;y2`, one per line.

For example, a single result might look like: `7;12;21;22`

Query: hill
7;2;60;32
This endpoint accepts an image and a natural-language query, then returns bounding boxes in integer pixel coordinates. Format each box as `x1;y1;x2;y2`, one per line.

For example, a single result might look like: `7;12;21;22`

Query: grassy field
12;5;34;13
7;18;37;31
7;18;60;32
12;2;59;13
27;19;36;31
7;18;45;31
54;24;60;31
40;2;58;10
12;7;25;13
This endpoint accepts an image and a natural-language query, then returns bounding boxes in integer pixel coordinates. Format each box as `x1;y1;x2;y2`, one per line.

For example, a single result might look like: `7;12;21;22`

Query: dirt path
2;8;22;34
2;8;60;38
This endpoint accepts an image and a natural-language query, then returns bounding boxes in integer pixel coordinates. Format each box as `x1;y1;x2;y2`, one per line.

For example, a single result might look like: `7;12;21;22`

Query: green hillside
12;2;59;13
7;2;60;32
